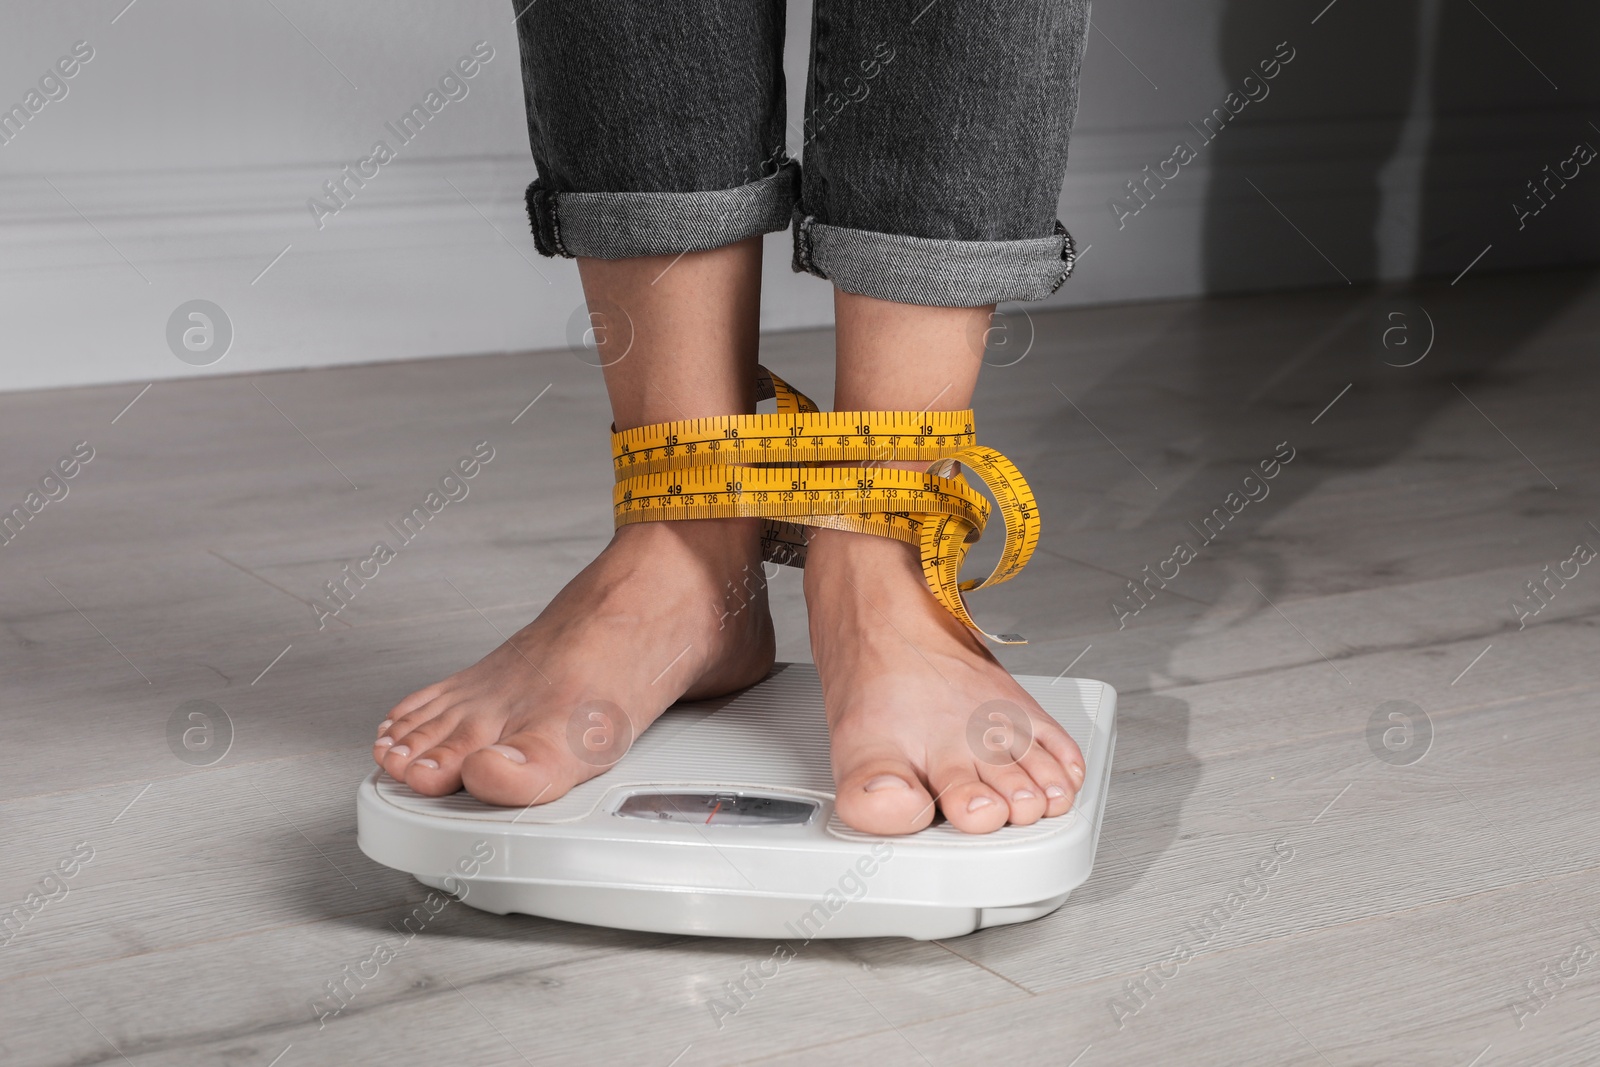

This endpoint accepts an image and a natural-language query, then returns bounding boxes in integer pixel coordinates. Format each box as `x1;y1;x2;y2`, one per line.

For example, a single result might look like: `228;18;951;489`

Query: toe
373;719;406;768
459;729;588;808
1017;743;1076;818
1026;717;1086;813
382;709;463;783
375;699;448;768
380;706;460;780
928;756;1009;834
405;716;503;797
385;698;450;745
832;751;937;836
380;738;418;780
975;758;1047;825
386;683;445;723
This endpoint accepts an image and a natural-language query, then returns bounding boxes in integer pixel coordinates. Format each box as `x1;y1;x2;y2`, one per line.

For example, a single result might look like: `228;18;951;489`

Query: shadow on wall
1189;0;1600;568
1203;0;1600;291
1052;0;1600;901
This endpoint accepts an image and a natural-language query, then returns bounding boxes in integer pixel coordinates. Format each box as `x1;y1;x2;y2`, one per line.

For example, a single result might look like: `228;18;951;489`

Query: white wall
2;0;1597;392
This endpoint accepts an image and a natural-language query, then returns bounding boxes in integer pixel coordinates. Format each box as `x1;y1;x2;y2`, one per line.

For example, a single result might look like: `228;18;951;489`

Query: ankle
803;528;921;592
617;514;760;542
616;517;764;571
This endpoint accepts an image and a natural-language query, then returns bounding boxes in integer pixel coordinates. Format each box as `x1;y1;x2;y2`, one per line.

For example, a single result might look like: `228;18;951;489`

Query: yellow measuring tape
611;366;1039;644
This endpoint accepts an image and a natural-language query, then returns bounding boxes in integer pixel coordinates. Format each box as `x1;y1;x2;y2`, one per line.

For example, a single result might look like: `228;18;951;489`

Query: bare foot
374;519;774;805
805;528;1085;835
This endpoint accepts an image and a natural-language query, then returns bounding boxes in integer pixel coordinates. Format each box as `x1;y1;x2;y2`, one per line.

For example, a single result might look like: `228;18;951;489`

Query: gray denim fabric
795;219;1079;306
527;163;800;259
513;0;1091;307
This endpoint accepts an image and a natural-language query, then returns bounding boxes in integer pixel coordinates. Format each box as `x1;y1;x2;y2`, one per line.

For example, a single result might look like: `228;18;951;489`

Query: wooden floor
4;267;1599;1066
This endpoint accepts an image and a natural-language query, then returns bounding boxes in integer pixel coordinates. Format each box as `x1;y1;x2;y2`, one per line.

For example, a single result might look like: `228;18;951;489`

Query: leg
585;239;764;428
375;1;796;804
807;293;1086;835
378;241;775;804
796;0;1093;834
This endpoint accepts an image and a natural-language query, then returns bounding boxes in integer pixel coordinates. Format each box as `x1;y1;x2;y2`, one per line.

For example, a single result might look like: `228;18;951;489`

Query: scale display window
614;791;819;826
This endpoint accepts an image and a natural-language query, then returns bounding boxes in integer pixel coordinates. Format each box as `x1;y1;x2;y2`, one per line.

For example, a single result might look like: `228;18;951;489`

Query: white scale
357;663;1116;940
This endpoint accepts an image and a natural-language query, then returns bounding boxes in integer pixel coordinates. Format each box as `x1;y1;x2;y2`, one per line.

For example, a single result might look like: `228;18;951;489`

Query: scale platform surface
357;663;1116;940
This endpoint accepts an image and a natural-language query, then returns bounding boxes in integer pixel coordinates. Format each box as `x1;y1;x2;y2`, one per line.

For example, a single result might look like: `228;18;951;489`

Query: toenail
864;775;911;792
389;745;410;757
967;796;994;812
374;737;394;748
488;744;527;764
414;758;439;770
1046;784;1066;799
1013;789;1036;801
1067;763;1085;787
378;720;392;731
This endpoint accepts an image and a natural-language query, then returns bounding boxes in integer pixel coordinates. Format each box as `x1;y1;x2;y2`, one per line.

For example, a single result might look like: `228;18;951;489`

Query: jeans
514;0;1091;307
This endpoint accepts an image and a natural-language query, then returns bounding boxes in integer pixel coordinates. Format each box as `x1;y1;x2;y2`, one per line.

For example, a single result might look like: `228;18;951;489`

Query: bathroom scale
356;662;1116;940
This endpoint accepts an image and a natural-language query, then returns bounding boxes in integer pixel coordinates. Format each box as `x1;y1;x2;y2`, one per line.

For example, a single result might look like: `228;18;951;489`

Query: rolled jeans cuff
525;160;800;259
791;215;1078;307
